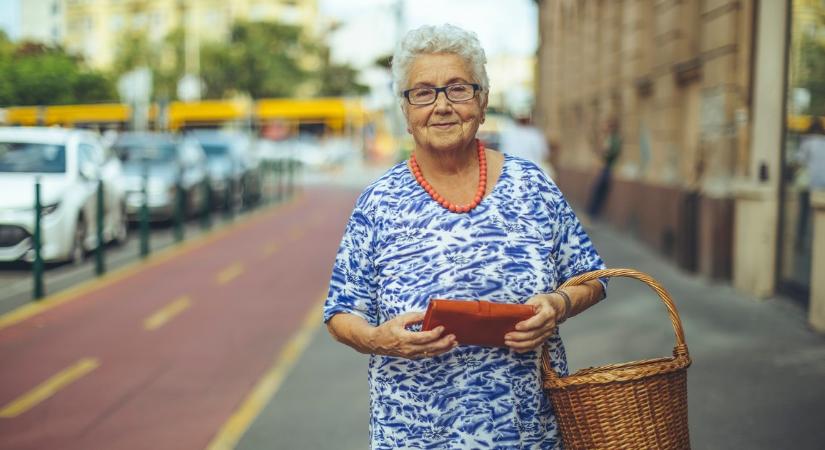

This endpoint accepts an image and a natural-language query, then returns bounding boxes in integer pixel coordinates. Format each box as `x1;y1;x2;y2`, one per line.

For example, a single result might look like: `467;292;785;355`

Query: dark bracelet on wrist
553;289;573;324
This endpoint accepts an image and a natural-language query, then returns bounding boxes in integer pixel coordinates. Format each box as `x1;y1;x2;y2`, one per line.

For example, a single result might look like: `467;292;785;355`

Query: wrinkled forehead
405;53;476;88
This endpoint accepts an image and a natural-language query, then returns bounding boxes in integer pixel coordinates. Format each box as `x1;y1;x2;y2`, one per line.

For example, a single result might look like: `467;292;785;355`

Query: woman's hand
504;294;566;353
368;312;457;359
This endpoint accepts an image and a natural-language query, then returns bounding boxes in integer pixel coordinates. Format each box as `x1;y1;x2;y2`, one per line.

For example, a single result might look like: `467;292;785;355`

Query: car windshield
0;142;66;173
201;143;229;157
114;142;177;163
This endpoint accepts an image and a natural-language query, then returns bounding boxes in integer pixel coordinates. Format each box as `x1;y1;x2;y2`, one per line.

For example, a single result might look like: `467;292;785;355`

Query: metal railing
29;156;299;300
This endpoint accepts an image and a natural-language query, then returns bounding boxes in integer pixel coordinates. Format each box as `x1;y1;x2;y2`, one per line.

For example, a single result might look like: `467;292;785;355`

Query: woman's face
402;53;487;153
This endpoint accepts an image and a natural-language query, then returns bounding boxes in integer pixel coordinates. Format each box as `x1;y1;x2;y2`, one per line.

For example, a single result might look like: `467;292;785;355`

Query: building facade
17;0;318;69
536;0;825;331
20;0;65;45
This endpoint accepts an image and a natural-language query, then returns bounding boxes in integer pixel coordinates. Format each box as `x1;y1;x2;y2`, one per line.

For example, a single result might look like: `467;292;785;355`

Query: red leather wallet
421;299;536;347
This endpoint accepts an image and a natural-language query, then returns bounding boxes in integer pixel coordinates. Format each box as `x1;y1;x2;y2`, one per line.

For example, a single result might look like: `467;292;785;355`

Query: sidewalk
235;211;825;449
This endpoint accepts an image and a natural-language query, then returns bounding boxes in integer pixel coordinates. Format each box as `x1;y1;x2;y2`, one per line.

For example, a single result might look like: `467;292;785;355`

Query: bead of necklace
410;140;487;213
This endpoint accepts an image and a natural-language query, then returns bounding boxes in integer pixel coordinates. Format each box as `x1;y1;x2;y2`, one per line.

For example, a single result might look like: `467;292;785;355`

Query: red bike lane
0;187;357;450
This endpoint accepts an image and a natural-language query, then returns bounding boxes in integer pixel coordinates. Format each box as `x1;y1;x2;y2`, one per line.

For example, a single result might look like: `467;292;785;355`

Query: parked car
0;127;128;263
257;135;330;169
188;130;262;208
112;132;208;222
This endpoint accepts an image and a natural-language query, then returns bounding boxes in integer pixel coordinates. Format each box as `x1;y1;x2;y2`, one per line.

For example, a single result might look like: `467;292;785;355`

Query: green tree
0;31;16;105
798;33;825;116
316;44;368;97
201;20;369;99
108;20;369;101
204;21;312;98
0;35;115;106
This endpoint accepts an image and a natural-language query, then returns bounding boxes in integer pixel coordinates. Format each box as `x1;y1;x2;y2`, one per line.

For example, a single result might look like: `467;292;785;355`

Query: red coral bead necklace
410;139;487;213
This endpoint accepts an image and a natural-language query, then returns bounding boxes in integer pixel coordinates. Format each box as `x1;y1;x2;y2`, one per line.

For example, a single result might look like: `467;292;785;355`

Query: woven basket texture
543;268;692;450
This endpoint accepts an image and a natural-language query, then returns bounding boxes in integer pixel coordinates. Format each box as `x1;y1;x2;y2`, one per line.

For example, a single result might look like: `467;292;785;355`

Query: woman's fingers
504;326;552;343
406;326;445;344
517;296;560;331
415;333;457;358
396;311;426;327
505;330;553;352
505;308;555;351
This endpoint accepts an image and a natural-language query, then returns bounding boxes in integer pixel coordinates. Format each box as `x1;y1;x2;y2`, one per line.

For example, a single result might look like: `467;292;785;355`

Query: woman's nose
433;92;452;112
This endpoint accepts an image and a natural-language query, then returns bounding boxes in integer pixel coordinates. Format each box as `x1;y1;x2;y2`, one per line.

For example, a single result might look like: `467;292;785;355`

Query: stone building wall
537;0;755;279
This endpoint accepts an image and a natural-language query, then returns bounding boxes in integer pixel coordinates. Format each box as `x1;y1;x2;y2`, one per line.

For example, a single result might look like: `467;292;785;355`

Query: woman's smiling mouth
430;122;458;129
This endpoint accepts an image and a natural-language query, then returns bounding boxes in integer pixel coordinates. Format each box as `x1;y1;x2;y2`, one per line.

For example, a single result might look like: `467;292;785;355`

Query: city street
0;185;358;450
1;0;823;449
0;166;824;449
238;215;825;450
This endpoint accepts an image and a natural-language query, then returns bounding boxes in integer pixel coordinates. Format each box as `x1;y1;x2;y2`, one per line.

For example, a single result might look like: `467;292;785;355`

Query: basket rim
542;268;691;385
544;350;691;389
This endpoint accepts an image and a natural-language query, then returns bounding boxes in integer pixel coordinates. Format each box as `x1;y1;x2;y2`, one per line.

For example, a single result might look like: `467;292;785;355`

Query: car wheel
70;216;87;264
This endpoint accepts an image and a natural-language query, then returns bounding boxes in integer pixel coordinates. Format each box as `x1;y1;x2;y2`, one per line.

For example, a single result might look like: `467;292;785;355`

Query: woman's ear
401;102;412;134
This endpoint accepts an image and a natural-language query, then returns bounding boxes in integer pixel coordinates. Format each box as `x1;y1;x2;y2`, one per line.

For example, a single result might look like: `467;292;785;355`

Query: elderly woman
324;24;606;449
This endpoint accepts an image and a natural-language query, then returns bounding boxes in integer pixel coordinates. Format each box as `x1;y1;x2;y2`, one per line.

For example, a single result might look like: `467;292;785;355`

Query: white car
0;127;128;263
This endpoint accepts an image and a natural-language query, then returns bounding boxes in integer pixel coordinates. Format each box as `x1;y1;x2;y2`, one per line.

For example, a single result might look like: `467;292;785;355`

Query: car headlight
13;203;59;217
41;203;59;216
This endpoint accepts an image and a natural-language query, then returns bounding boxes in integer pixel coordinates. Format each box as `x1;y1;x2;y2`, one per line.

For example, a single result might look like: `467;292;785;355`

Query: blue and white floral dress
324;155;606;449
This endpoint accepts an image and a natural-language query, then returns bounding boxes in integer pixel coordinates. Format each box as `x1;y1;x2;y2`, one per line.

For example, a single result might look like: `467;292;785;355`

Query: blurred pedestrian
323;24;606;449
500;112;555;179
587;118;622;219
799;118;825;191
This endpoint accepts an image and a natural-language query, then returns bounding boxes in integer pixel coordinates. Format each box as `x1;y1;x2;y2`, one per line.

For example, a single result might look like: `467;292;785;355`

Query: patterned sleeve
550;186;608;294
323;196;379;325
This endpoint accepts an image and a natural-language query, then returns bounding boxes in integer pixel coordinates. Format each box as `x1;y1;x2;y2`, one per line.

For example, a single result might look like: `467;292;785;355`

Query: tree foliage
0;31;116;107
201;21;313;99
798;33;825;116
112;20;368;101
316;43;368;97
0;18;370;107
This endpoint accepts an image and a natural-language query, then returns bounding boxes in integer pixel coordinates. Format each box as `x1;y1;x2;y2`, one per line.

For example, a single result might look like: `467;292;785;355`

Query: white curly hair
391;24;490;98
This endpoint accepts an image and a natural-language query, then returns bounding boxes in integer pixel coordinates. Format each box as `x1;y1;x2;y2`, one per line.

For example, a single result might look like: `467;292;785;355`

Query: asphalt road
2;157;824;450
238;216;825;450
0;187;358;450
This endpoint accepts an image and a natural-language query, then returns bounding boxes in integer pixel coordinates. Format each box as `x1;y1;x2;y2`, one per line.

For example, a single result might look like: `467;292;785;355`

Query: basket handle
542;268;689;379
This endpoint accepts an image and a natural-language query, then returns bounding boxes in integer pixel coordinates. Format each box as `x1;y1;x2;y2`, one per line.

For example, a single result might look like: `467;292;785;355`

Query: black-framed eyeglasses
403;83;480;106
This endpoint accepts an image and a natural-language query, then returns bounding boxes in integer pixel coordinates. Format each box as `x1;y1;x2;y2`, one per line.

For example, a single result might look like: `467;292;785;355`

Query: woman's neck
412;140;478;179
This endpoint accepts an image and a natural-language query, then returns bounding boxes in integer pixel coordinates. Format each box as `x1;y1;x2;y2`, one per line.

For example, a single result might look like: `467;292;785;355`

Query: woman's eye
414;89;434;99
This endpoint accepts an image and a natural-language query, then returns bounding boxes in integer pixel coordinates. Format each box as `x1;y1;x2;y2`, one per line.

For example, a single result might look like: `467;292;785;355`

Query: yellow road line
0;194;306;333
0;357;100;418
262;242;280;257
216;263;245;285
205;294;326;450
288;227;306;240
144;296;192;331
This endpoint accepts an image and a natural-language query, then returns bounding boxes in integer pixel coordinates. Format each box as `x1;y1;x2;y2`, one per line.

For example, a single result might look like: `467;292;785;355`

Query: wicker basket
542;268;692;450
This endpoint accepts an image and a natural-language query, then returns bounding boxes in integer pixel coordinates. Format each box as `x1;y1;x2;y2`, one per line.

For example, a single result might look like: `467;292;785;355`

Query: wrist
551;289;573;323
